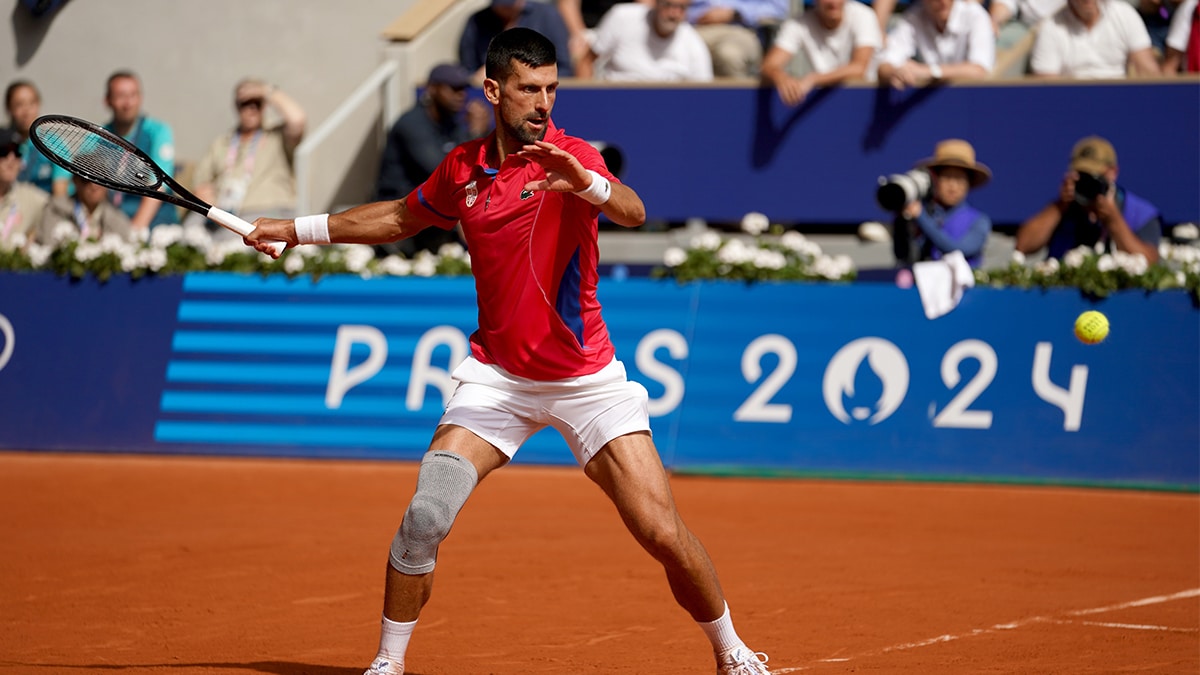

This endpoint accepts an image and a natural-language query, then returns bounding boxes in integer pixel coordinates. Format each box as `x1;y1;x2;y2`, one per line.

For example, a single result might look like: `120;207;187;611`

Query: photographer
888;138;993;269
1016;136;1161;264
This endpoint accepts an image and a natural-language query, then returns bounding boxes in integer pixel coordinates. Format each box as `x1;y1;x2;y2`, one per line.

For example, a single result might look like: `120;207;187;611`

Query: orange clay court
0;451;1196;674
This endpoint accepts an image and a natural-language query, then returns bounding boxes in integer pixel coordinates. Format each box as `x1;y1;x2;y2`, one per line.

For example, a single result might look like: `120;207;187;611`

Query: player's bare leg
584;431;771;674
366;424;508;675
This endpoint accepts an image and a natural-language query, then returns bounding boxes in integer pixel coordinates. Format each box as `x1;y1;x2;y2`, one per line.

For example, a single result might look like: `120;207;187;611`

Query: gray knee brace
389;451;479;575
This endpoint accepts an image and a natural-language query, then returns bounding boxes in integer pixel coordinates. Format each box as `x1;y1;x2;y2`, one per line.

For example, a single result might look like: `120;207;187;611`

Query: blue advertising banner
552;81;1200;227
0;272;1195;489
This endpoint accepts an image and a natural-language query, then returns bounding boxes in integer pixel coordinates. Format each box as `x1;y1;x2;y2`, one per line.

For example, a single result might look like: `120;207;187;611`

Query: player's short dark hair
5;79;39;111
485;27;557;83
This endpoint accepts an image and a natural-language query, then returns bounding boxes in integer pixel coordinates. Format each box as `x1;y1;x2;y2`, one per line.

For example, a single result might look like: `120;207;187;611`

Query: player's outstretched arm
246;199;427;257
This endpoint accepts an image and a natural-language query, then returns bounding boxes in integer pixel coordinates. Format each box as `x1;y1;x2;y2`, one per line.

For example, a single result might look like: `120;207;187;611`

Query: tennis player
246;27;771;675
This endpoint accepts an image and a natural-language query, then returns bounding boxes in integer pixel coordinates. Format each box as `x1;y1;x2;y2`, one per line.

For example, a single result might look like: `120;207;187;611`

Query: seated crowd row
481;0;1198;97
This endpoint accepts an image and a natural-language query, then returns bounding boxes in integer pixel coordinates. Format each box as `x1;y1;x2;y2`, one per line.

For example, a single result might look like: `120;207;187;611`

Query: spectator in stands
1137;0;1183;55
761;0;882;105
41;174;132;246
577;0;715;80
875;0;995;88
103;70;177;230
556;0;650;64
890;138;993;269
1029;0;1162;78
460;0;575;83
988;0;1066;76
191;78;306;240
1016;136;1161;264
374;63;489;256
687;0;790;77
5;80;69;197
0;128;49;249
1162;0;1199;72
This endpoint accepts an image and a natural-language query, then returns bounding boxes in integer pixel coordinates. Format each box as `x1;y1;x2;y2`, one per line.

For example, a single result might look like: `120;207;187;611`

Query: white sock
377;615;417;662
697;602;746;655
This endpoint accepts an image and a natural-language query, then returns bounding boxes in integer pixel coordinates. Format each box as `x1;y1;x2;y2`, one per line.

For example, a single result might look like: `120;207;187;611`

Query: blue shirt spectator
101;71;177;229
460;0;576;82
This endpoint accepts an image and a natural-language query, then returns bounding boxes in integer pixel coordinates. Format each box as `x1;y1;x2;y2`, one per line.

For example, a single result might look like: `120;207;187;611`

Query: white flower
52;220;78;244
99;233;130;254
1035;257;1060;275
779;231;808;252
689;231;723;251
412;255;437;277
283;253;306;274
1176;271;1187;286
1112;250;1147;276
341;244;375;273
74;241;103;263
717;238;752;264
206;238;246;265
437;242;467;259
137;247;168;272
26;243;52;267
1010;249;1026;265
663;246;688;267
296;242;325;259
833;254;854;276
148;224;184;249
740;211;769;236
378;255;412;276
1096;254;1116;273
181;221;213;250
1063;246;1089;269
1173;222;1199;240
752;248;787;270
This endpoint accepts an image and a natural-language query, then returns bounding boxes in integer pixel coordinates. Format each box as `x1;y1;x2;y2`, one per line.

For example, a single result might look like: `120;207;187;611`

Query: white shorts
438;355;651;466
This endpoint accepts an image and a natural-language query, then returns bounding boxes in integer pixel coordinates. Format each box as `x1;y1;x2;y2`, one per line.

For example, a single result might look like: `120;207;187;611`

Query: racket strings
33;122;162;190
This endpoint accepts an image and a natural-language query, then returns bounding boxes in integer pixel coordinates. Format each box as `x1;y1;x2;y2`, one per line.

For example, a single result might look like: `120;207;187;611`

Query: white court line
771;588;1200;673
1069;620;1199;633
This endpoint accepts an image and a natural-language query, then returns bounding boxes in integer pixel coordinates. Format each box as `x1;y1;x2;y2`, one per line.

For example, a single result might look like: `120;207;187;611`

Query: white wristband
574;170;611;206
928;63;943;80
294;213;330;245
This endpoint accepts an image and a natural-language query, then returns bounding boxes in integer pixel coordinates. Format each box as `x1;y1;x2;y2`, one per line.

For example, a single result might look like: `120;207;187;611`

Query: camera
875;169;932;212
1073;172;1110;207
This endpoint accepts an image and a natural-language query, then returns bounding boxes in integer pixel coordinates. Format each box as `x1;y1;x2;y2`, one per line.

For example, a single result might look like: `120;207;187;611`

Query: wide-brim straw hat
915;139;992;188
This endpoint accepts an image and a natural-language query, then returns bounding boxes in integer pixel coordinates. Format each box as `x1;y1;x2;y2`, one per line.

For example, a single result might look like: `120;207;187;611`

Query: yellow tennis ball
1074;310;1109;345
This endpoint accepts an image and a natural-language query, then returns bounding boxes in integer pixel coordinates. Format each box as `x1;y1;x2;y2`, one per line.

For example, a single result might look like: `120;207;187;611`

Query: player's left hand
518;140;589;193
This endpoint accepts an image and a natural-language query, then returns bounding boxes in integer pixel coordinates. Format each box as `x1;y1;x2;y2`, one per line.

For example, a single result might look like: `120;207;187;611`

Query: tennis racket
29;114;286;256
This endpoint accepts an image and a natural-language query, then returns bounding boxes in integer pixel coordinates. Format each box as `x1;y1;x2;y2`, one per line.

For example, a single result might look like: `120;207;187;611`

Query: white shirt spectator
1166;0;1198;53
878;0;996;71
589;3;715;81
1030;0;1152;78
772;0;883;74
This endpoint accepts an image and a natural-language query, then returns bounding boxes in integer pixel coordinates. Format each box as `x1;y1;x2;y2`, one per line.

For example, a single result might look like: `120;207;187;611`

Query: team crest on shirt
465;180;478;208
520;189;534;200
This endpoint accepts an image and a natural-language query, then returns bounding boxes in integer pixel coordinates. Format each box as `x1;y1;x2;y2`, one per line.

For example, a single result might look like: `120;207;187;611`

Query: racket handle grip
208;207;287;257
207;205;286;254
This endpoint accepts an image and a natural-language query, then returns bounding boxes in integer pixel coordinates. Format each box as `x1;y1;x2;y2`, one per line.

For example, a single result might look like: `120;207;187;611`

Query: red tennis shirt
404;120;619;381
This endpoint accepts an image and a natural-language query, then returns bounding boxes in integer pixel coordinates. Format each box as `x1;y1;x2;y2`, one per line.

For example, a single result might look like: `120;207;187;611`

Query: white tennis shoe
717;646;771;674
363;656;403;675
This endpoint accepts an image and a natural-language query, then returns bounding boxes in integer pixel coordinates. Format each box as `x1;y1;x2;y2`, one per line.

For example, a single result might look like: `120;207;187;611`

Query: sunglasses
0;145;20;159
237;98;264;110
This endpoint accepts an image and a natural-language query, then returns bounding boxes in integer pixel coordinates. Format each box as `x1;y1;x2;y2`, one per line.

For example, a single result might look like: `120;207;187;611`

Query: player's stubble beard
504;115;548;146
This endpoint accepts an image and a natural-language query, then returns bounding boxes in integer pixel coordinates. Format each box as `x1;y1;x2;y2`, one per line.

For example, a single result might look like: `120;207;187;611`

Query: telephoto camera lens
876;169;932;212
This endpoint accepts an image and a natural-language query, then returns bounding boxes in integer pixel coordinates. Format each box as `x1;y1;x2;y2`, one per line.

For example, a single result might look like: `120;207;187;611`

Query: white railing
293;60;401;216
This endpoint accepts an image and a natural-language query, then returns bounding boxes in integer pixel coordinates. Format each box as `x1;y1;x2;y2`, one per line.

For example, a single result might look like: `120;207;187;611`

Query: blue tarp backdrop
0;272;1196;489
